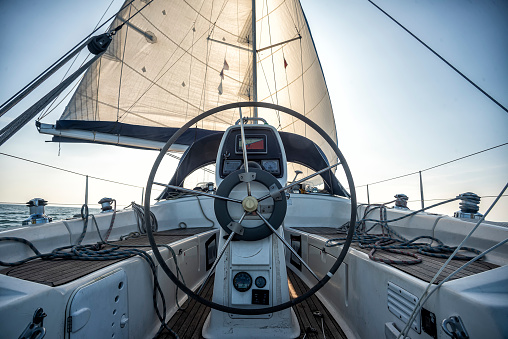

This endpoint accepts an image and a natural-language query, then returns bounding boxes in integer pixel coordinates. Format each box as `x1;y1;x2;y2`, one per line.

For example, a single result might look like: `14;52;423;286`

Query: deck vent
22;198;52;226
454;192;482;220
394;194;409;209
387;282;421;333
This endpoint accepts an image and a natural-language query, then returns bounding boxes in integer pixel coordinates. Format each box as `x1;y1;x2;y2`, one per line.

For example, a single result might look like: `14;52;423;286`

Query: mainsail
42;0;338;165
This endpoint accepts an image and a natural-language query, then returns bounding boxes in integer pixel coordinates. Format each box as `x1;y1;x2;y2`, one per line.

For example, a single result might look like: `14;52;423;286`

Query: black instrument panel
220;127;284;178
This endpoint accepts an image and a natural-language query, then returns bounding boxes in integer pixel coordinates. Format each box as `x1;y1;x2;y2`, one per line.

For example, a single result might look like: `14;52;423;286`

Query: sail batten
46;0;338;164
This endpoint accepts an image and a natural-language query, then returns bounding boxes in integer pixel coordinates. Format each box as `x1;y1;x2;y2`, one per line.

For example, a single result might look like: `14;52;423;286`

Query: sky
0;0;507;221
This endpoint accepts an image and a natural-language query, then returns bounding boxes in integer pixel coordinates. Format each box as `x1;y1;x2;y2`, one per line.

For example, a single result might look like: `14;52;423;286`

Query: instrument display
261;159;280;175
223;160;242;175
235;134;267;154
219;127;283;179
255;276;267;288
233;272;252;292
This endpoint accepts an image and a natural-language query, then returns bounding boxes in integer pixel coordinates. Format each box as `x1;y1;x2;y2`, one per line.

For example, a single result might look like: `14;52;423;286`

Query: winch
454;192;482;220
22;198;52;226
98;197;115;213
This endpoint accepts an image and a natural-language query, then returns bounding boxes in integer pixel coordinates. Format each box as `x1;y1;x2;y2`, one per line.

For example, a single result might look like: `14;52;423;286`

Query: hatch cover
66;269;128;338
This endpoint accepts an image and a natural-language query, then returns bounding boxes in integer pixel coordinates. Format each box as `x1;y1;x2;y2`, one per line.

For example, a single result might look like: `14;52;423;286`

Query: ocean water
0;204;101;230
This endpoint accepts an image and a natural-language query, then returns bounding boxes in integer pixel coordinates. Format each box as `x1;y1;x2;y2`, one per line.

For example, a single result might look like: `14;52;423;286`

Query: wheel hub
242;196;258;212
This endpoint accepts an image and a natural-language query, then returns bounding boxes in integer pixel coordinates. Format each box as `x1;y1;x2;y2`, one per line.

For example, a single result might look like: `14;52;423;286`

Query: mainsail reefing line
39;0;339;168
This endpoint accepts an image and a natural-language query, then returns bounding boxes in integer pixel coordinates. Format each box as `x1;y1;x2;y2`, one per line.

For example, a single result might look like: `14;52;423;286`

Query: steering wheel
214;167;287;241
144;102;356;315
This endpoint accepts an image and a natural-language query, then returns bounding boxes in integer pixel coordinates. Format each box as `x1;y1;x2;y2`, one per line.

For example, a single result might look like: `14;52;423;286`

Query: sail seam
256;0;284;23
283;0;299;33
259;53;318;102
115;48;204;120
119;5;210;121
182;0;243;39
279;91;328;131
265;0;281;129
136;10;242;84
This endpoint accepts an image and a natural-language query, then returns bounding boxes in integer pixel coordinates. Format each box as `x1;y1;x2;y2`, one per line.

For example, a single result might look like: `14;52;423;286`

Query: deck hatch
66;269;128;338
387;282;421;333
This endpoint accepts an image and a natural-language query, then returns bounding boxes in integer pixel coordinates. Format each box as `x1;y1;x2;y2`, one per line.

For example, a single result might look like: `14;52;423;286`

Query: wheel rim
144;101;357;315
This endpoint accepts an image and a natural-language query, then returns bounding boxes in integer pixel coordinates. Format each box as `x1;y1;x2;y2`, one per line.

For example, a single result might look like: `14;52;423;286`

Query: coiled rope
326;196;482;265
126;201;158;234
0;204;180;339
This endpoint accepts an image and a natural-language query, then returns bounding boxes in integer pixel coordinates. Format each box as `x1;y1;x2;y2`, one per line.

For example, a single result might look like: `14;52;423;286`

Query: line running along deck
0;227;214;286
291;226;499;284
158;270;347;339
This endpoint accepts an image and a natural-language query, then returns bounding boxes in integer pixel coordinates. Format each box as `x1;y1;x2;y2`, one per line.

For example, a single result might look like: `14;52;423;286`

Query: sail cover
52;0;338;164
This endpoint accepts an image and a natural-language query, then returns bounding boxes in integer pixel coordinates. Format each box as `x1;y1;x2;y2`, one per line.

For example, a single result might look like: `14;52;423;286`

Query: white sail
53;0;338;164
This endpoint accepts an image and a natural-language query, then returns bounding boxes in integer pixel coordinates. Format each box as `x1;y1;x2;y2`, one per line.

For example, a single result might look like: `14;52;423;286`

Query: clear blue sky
0;0;507;220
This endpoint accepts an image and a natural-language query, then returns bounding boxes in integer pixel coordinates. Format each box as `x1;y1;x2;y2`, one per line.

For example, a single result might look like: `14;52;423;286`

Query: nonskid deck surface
292;227;499;284
0;227;213;286
158;270;347;339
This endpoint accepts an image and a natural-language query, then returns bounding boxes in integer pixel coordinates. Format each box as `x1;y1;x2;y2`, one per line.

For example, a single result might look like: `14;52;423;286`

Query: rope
0;203;182;338
196;196;215;228
326;196;484;265
126;201;158;234
102;200;118;242
398;182;508;338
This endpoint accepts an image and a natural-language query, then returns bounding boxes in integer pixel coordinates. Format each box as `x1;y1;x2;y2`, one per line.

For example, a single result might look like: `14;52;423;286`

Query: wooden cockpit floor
0;228;214;286
158;270;347;339
292;227;499;284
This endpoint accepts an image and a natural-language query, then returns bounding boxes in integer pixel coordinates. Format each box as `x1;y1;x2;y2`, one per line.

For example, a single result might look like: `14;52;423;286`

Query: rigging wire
265;0;282;129
0;152;143;189
37;0;116;121
36;74;84;121
0;0;157;148
117;25;212;122
356;142;508;188
116;5;132;123
0;0;136;117
299;38;307;137
283;0;301;34
0;150;214;190
368;0;508;114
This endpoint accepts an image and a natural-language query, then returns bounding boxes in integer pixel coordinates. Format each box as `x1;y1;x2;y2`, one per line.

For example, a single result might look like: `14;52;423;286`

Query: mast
252;0;258;119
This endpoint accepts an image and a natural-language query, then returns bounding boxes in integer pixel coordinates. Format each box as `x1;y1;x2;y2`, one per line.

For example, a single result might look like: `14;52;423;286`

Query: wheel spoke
153;182;243;204
257;212;320;281
258;162;342;202
197;212;247;295
238;107;252;196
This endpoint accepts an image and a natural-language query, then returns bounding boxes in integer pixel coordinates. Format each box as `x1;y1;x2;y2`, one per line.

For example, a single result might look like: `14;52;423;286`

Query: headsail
41;0;338;165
